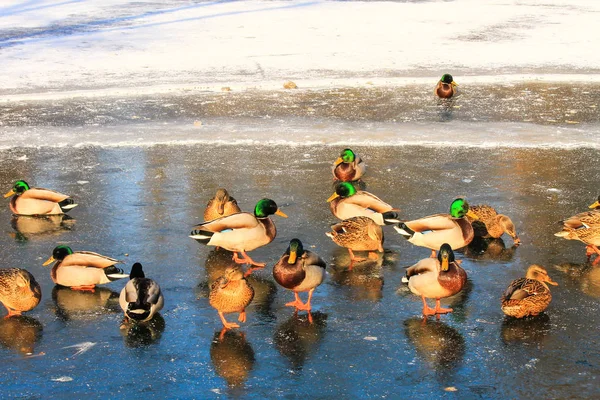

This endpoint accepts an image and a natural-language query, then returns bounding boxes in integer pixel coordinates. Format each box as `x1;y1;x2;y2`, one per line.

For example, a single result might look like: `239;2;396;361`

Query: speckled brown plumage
209;266;254;329
467;204;520;244
0;268;42;317
326;216;383;252
204;188;241;222
501;265;558;318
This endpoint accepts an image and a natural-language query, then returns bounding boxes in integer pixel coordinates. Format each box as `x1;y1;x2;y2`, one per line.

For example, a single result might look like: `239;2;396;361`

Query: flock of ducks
0;75;595;336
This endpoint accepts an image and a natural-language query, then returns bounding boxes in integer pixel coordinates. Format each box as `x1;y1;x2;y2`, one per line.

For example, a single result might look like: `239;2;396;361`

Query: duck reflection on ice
554;261;600;299
52;285;120;321
329;248;384;302
404;317;465;371
210;329;255;387
10;214;75;241
501;313;551;346
0;315;43;356
196;248;277;315
461;237;517;261
120;313;165;348
273;311;327;371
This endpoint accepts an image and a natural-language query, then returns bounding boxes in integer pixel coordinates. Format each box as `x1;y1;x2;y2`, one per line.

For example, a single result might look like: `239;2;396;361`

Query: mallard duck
403;243;467;316
4;180;77;216
273;239;326;313
42;245;129;290
434;74;458;98
589;196;600;210
0;268;42;317
501;265;558;318
332;148;366;182
555;205;600;262
119;262;164;324
204;188;241;222
394;198;476;257
327;182;401;225
209;265;254;330
325;216;384;268
467;204;520;245
190;198;288;269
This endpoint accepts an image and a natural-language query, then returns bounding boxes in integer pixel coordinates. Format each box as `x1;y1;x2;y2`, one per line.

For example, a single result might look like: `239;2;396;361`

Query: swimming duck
332;148;366;182
466;204;520;245
325;216;384;268
43;245;129;290
119;262;164;324
4;180;78;216
209;265;254;330
434;74;458;99
190;198;288;269
204;188;241;222
394;198;476;257
0;268;42;318
403;243;467;316
501;265;558;318
273;238;326;313
327;182;401;225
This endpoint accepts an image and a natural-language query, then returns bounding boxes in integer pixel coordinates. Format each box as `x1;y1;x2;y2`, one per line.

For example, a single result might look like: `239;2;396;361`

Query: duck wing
193;212;259;233
351;191;395;212
22;188;70;202
60;251;123;269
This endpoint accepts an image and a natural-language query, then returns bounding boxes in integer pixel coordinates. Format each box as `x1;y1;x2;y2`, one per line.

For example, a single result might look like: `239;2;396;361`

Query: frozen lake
1;0;600;398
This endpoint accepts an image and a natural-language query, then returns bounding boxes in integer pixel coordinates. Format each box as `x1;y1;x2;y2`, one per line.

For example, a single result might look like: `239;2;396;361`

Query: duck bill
42;256;56;266
217;201;225;214
3;189;15;198
441;256;449;271
466;210;479;220
451;81;458;87
288;249;297;264
275;209;288;218
327;192;339;202
589;201;600;209
334;157;343;166
546;279;559;286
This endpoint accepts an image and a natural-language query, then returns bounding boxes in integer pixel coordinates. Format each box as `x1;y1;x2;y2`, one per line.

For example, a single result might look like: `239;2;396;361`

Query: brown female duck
325;216;384;268
204;188;241;222
0;268;42;317
467;204;520;245
501;265;558;318
209;266;254;330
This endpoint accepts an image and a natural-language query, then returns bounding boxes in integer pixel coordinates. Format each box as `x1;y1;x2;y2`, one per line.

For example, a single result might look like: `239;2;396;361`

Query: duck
327;182;401;225
501;265;558;318
190;198;288;270
434;74;458;99
332;148;366;182
325;216;384;269
273;238;326;313
402;243;467;316
0;268;42;318
42;245;129;290
466;204;520;245
209;265;254;330
119;262;164;324
204;188;241;222
4;180;78;216
554;223;600;264
394;198;476;257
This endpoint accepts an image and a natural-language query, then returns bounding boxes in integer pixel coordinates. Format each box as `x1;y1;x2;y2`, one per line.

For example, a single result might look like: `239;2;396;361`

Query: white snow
1;0;599;96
